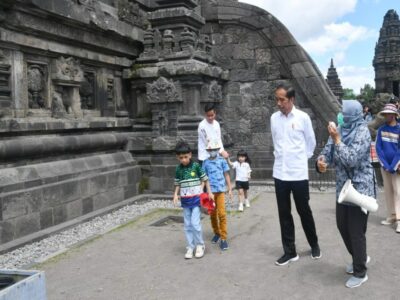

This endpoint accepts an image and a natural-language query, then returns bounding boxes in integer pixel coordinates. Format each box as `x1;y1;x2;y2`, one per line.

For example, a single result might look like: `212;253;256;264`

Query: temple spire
326;58;344;102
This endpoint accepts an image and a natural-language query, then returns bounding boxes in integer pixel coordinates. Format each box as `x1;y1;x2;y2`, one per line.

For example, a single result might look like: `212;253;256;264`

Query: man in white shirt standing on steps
198;103;229;165
270;83;321;266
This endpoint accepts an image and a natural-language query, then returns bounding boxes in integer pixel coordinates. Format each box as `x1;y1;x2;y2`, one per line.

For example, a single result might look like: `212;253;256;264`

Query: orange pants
210;192;227;240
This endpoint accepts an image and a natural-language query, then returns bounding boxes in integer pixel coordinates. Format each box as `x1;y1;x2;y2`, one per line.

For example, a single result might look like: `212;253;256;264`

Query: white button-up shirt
198;119;225;161
270;106;316;181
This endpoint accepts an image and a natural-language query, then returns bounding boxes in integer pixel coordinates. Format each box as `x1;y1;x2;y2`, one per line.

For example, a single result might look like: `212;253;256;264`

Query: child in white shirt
227;150;252;211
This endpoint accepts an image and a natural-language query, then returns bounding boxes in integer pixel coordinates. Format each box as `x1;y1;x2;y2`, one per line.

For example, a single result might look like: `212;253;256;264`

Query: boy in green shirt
173;141;213;259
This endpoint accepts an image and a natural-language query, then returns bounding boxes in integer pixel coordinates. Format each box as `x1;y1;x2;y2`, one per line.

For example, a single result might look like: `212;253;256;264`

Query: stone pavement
38;191;399;300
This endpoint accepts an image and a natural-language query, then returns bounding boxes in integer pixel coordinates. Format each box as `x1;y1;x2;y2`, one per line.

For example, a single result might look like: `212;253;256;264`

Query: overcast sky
239;0;396;93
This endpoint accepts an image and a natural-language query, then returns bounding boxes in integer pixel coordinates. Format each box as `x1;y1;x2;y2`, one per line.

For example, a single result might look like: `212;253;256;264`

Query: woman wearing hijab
317;100;375;288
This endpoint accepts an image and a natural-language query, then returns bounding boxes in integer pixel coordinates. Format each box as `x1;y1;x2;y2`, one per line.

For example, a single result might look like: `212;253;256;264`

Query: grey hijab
340;100;365;145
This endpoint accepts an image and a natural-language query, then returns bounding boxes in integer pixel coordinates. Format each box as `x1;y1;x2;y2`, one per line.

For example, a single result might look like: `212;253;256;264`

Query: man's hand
220;150;229;159
317;156;327;173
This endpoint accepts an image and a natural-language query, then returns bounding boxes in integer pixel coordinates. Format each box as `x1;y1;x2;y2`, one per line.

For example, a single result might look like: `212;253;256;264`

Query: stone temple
374;9;400;97
326;59;344;103
0;0;340;247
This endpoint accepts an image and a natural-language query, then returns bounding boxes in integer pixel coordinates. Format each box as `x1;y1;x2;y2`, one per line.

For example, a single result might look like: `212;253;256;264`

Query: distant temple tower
326;58;344;102
374;9;400;97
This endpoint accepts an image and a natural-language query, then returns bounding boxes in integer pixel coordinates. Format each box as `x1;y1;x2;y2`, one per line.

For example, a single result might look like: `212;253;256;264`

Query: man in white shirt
198;103;229;164
270;83;321;266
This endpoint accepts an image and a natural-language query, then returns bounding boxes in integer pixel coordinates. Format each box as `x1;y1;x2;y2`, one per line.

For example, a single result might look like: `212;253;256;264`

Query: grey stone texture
0;152;141;244
374;9;400;96
0;0;343;246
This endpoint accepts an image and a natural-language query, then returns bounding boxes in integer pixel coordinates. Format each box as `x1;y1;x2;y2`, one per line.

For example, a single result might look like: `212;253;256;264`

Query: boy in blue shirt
202;140;233;250
375;103;400;233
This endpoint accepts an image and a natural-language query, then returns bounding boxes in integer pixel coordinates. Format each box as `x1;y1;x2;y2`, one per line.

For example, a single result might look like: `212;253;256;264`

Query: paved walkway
39;191;399;299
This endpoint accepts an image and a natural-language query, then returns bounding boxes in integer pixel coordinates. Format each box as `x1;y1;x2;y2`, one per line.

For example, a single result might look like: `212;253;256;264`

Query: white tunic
270;106;316;181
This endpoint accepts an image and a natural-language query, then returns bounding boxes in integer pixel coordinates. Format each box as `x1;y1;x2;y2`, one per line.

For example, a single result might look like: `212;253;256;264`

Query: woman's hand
317;156;327;173
328;123;341;144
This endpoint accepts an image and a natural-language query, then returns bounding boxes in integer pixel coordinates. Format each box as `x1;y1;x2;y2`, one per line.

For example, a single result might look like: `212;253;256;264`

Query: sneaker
185;247;193;259
195;244;205;258
346;255;370;274
275;253;299;266
220;239;229;250
211;234;220;244
238;203;244;212
396;221;400;233
245;199;250;208
381;217;396;225
345;275;368;288
311;246;322;259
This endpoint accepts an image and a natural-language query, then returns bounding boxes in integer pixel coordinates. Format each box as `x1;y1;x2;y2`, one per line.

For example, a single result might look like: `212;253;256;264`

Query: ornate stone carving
118;0;147;28
28;65;46;109
107;78;114;105
162;30;175;54
180;27;195;51
158;109;168;136
51;91;67;118
52;56;84;84
146;77;182;103
208;81;222;102
79;72;95;109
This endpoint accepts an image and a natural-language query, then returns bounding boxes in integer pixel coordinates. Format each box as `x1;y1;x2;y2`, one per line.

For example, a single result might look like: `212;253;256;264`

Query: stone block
53;205;67;226
60;181;81;203
124;184;137;199
88;175;108;195
40;208;53;230
66;199;83;220
14;213;40;239
0;220;15;244
106;171;119;188
82;197;94;215
1;189;43;220
255;48;272;64
42;184;63;208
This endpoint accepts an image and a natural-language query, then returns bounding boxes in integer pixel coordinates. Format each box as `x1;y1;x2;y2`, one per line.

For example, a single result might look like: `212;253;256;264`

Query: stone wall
0;0;145;246
199;0;341;178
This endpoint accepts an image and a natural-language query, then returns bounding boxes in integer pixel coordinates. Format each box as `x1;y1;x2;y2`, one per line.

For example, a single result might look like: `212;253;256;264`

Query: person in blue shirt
202;140;233;250
375;103;400;233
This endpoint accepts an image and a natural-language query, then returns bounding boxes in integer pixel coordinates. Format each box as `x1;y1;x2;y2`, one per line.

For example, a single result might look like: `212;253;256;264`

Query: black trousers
274;178;319;255
336;203;368;278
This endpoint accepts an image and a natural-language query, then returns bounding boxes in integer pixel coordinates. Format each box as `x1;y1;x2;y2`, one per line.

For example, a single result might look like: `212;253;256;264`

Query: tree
343;88;356;100
357;84;375;103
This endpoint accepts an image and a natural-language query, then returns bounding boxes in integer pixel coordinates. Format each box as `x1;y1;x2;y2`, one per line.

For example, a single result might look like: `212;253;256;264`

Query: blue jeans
183;206;204;249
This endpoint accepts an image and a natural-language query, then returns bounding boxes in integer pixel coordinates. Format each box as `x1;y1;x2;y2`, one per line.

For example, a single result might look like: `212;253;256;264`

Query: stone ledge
0;117;133;133
0;193;169;255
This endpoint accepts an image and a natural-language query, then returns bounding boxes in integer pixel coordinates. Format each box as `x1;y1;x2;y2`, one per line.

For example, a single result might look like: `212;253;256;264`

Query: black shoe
311;246;322;259
220;239;229;250
275;253;299;266
211;234;220;244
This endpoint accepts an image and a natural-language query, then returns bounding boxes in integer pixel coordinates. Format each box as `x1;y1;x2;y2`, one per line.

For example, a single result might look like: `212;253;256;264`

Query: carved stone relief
52;56;84;84
208;81;222;102
146;77;182;104
118;0;147;28
0;49;11;101
27;64;46;109
79;72;95;109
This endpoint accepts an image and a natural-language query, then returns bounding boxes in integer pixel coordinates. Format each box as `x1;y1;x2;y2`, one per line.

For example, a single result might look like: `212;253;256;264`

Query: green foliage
357;84;375;103
138;177;149;194
343;88;356;100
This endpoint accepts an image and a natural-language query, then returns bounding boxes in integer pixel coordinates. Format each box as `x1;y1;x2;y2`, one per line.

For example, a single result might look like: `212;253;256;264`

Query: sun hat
206;139;221;150
378;103;399;117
